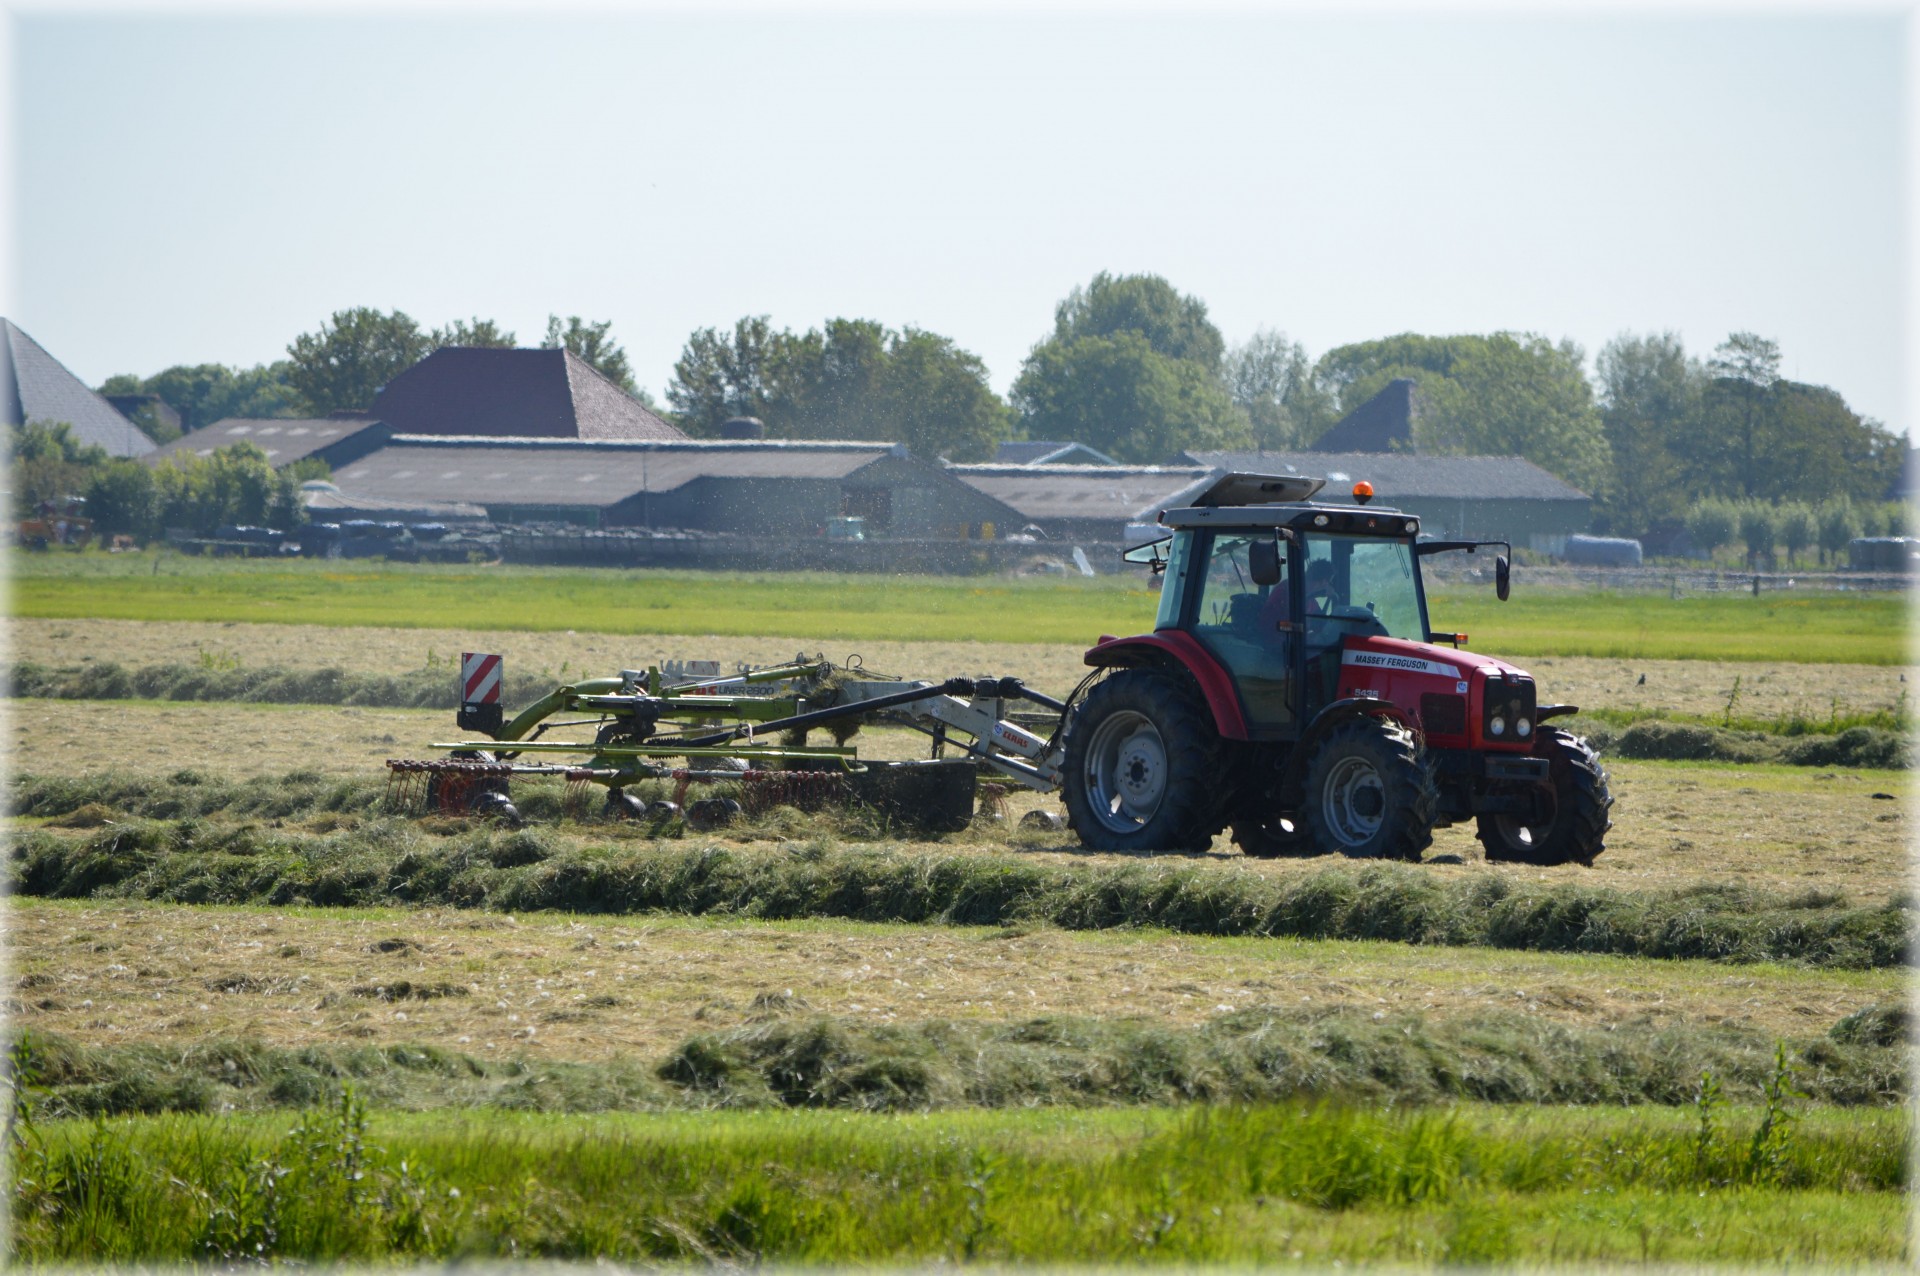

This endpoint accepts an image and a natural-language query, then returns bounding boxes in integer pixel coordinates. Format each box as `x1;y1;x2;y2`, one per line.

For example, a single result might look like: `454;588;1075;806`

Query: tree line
94;276;1908;544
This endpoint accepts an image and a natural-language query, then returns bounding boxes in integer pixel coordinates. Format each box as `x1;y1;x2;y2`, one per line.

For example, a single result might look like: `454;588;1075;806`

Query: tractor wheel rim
1084;709;1169;833
1321;755;1386;847
1494;786;1556;851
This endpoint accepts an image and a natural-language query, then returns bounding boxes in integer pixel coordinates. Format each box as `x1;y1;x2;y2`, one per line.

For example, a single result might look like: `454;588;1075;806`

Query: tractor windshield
1302;532;1426;641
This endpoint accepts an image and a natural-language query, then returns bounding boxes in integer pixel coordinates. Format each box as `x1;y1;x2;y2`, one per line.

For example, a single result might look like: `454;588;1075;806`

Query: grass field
8;552;1912;1266
13;1100;1908;1265
9;550;1910;662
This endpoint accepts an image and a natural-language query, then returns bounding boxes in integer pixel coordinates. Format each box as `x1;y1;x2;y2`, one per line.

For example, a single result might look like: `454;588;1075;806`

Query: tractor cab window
1189;531;1294;732
1301;533;1426;642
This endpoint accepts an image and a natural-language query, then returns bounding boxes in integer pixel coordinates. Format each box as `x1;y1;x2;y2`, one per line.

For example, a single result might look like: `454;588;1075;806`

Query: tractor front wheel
1300;716;1436;861
1476;727;1612;866
1064;670;1224;853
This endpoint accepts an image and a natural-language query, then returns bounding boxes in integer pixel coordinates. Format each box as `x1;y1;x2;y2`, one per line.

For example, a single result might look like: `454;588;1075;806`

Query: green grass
9;550;1909;662
9;771;1913;967
11;1098;1908;1264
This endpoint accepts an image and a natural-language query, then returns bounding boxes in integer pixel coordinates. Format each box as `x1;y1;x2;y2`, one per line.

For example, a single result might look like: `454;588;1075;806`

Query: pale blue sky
12;8;1910;434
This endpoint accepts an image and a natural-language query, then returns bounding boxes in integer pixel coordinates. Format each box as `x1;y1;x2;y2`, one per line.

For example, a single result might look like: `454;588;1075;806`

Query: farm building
1183;449;1591;551
145;414;390;470
1;319;155;457
371;346;686;441
327;436;1019;535
946;464;1218;543
1309;378;1422;453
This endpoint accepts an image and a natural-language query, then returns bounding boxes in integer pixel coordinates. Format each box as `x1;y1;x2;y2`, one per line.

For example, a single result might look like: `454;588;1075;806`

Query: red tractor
1060;472;1612;865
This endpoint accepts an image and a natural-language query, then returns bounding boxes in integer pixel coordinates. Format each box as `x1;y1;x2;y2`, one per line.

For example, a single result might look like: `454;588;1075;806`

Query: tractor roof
1160;471;1416;534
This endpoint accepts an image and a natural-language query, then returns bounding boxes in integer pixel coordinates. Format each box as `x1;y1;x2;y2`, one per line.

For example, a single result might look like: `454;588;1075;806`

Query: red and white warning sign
461;652;502;704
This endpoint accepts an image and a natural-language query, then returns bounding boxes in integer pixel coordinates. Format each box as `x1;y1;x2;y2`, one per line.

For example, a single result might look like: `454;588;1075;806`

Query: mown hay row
8;803;1911;968
9;660;1912;767
12;999;1906;1120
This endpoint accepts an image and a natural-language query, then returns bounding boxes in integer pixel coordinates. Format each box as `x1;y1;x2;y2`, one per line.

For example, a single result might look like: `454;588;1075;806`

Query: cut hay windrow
10;1000;1906;1119
8;779;1911;968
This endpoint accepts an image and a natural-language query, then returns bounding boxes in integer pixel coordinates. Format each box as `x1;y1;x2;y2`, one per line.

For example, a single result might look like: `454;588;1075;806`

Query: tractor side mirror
1249;538;1282;587
1496;555;1511;601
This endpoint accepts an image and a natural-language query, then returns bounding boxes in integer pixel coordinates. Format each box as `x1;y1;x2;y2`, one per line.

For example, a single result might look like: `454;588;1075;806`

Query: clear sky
10;7;1910;434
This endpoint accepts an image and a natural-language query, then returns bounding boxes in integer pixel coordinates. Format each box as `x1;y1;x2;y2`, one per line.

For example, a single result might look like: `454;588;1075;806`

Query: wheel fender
1278;698;1416;804
1082;632;1249;739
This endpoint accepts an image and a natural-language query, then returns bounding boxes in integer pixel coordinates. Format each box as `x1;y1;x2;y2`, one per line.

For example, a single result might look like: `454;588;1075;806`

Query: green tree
6;421;107;518
1775;502;1815;567
152;443;304;535
667;316;1012;458
876;328;1012;461
1816;498;1858;566
1737;501;1777;568
1223;329;1330;450
1595;331;1703;536
1049;272;1226;370
1686;498;1737;560
667;316;783;435
544;315;636;393
100;362;306;433
1012;330;1248;463
286;309;431;415
84;459;160;541
1701;333;1780;500
429;317;517;348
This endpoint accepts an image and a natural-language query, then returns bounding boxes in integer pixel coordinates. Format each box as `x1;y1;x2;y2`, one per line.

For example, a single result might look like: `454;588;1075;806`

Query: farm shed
145;415;391;470
327;436;1019;535
371;346;686;441
1184;450;1591;552
946;464;1218;543
1;319;155;457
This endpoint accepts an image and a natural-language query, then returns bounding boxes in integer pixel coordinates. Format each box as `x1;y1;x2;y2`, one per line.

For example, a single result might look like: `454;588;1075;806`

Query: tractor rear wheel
1064;670;1224;853
1476;727;1612;866
1300;716;1436;861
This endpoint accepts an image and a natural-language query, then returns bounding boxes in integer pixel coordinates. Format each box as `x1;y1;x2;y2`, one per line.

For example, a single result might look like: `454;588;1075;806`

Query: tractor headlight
1516;717;1532;738
1489;716;1506;736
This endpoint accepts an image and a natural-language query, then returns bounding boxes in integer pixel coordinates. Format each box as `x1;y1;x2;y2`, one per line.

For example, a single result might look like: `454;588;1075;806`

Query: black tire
1300;716;1436;861
1231;814;1321;859
1477;727;1612;866
1063;669;1225;852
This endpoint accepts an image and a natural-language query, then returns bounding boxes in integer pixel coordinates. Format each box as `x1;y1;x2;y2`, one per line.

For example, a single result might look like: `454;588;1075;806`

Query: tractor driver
1304;558;1340;615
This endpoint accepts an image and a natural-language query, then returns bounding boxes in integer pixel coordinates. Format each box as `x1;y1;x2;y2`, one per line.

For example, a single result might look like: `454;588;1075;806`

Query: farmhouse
328;435;1019;535
946;464;1217;543
1;319;155;457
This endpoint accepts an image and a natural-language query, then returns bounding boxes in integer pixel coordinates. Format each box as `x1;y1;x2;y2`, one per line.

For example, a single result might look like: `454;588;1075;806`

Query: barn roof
372;347;686;441
1183;450;1590;502
947;464;1217;522
330;436;906;509
1;319;155;457
146;416;386;467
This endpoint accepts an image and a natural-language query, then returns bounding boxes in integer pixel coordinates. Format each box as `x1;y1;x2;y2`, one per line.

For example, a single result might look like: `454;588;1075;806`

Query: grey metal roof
1;319;155;456
147;417;385;466
301;482;488;521
1183;450;1590;502
372;347;685;441
331;436;905;508
947;464;1218;522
